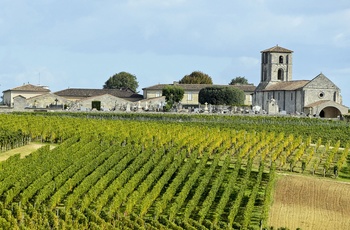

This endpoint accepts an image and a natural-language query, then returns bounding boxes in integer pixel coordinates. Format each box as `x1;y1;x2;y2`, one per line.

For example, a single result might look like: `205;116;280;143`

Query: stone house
53;88;144;111
2;84;50;106
142;83;256;108
12;95;27;111
73;94;132;111
54;88;143;102
2;86;146;111
253;45;348;117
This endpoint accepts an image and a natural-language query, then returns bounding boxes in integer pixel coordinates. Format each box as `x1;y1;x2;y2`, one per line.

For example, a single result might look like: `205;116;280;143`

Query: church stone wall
295;90;304;113
262;52;293;82
303;74;341;106
303;88;339;106
253;91;265;111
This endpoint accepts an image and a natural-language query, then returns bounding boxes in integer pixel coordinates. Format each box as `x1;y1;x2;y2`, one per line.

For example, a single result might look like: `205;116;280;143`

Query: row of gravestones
66;101;165;112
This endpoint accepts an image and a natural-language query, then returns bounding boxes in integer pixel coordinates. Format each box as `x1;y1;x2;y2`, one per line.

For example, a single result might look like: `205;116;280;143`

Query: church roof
261;45;293;53
261;80;309;91
143;84;256;92
3;84;50;93
304;100;331;108
304;73;340;90
304;100;348;112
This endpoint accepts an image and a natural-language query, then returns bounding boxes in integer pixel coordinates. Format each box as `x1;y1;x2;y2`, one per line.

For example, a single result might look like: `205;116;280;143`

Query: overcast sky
1;0;349;106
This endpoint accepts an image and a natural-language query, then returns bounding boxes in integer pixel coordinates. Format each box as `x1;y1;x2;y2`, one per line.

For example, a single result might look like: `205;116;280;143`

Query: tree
198;86;245;105
103;72;139;92
179;71;213;84
162;85;184;111
229;76;249;85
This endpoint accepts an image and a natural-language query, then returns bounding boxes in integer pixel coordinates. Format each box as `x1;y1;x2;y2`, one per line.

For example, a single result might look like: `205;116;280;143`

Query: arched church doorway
319;106;341;118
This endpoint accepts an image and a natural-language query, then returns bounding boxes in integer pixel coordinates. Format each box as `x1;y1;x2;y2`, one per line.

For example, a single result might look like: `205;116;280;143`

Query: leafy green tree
229;76;249;85
179;71;213;84
103;72;139;92
162;85;184;111
198;86;245;105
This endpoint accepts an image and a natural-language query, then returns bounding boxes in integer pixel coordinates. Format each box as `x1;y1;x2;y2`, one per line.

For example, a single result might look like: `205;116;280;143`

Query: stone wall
26;93;68;109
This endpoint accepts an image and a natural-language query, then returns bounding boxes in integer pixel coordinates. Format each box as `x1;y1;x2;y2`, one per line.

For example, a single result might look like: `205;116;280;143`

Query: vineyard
0;113;349;229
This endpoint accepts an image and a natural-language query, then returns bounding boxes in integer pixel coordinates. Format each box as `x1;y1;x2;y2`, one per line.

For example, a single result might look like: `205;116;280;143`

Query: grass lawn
0;143;56;162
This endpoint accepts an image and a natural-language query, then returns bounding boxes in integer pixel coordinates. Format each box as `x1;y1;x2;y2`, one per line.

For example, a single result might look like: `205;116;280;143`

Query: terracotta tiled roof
142;84;256;92
261;45;293;53
27;93;68;101
54;88;143;101
262;80;309;91
5;84;50;92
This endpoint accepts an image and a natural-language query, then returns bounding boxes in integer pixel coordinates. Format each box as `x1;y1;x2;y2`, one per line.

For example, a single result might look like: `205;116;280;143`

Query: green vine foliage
0;113;348;229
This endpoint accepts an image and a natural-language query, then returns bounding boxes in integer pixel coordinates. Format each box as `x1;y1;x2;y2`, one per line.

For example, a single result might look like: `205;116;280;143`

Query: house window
155;92;160;97
187;92;192;101
291;92;293;101
279;55;283;64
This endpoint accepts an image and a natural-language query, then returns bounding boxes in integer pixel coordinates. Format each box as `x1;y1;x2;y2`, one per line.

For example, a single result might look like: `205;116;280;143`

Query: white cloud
332;67;350;75
238;57;260;68
1;0;350;105
12;67;57;88
333;33;350;47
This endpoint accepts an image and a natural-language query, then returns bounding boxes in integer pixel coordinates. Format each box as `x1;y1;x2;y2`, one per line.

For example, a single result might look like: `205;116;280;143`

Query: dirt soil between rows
268;174;350;230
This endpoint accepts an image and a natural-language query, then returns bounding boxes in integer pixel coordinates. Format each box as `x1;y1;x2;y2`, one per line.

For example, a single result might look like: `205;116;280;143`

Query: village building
253;45;348;118
2;46;348;116
54;88;143;102
2;86;147;111
2;84;50;106
54;88;144;111
142;83;256;108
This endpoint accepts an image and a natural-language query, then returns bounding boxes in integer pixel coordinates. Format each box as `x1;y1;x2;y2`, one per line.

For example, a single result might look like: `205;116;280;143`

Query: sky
0;0;349;106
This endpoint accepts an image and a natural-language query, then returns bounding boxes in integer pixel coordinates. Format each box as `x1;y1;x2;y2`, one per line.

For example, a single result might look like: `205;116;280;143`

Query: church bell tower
260;45;293;83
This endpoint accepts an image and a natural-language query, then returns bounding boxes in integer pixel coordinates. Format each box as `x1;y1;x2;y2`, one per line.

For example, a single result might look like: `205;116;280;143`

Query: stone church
253;45;348;118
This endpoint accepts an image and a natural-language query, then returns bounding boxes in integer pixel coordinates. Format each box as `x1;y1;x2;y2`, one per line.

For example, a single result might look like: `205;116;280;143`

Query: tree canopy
162;85;184;111
103;72;139;92
198;86;245;105
229;76;249;85
179;71;213;84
